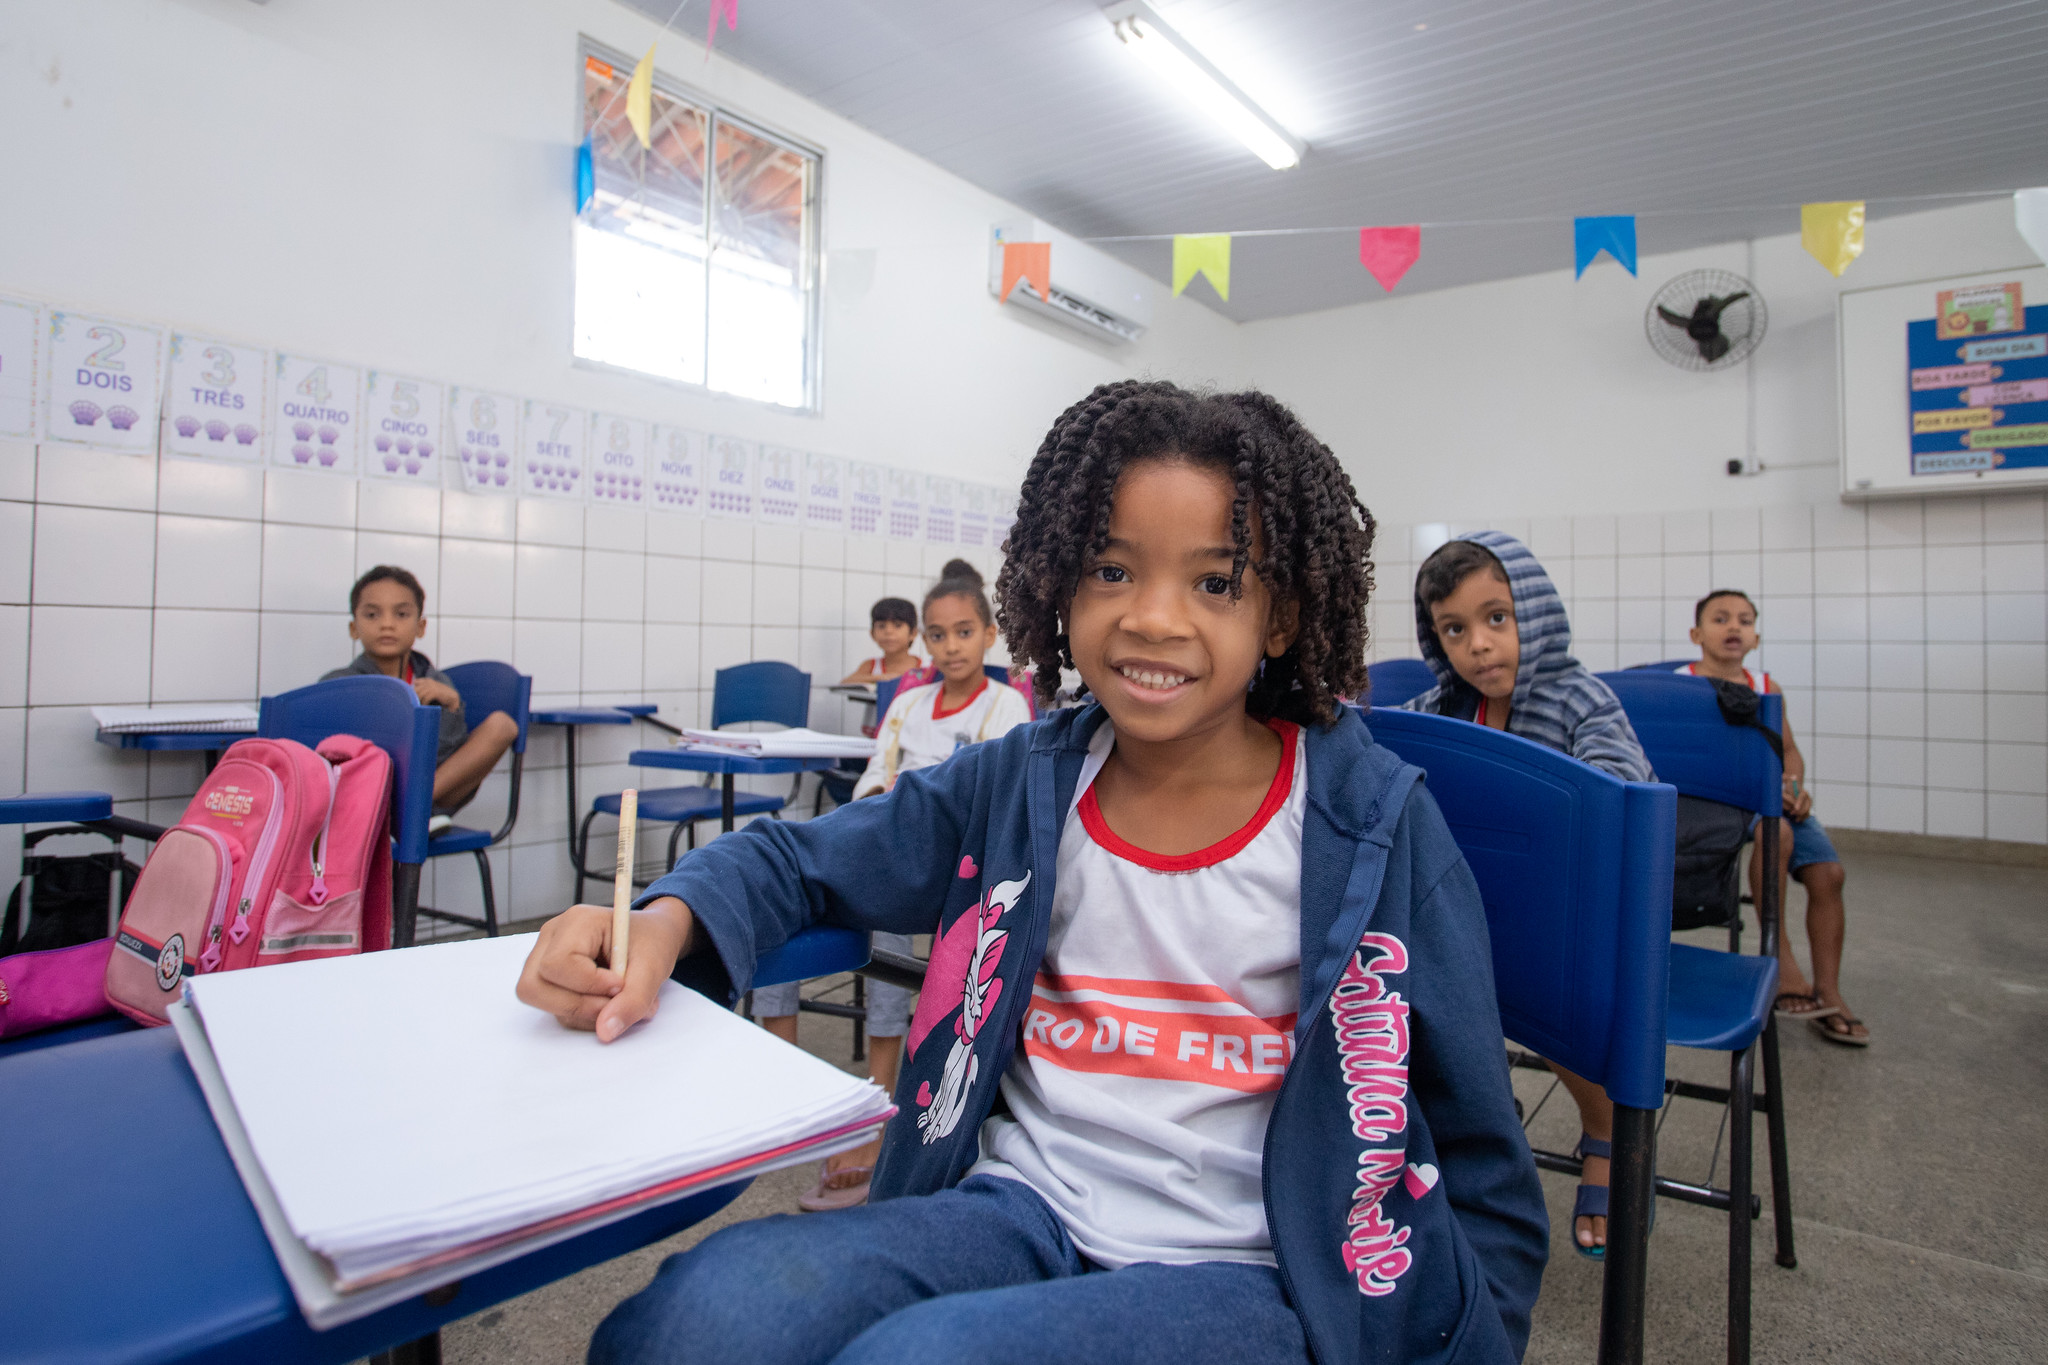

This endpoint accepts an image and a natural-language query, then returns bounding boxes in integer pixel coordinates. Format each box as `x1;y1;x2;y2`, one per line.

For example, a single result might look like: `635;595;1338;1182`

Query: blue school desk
626;749;838;833
0;1025;747;1365
95;726;248;774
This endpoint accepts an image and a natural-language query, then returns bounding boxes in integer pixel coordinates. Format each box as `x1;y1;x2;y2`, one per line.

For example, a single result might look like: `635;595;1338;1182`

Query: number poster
449;386;519;493
45;310;163;452
589;412;649;506
165;334;266;461
649;424;702;514
363;372;444;483
846;460;885;537
520;399;588;500
270;353;363;474
707;436;755;520
0;296;42;438
757;445;803;526
804;452;845;528
957;482;990;548
886;466;922;541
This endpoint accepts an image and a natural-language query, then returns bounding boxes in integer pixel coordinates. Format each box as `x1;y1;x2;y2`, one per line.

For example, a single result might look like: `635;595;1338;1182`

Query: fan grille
1645;269;1767;371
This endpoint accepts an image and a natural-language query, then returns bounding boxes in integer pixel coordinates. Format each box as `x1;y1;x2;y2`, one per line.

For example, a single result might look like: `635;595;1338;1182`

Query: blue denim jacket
642;703;1547;1365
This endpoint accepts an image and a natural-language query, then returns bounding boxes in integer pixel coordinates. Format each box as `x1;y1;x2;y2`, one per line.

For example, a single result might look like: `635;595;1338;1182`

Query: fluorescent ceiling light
1105;1;1305;171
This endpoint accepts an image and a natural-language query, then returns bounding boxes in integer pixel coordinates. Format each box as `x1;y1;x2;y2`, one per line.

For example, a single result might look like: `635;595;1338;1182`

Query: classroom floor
432;849;2046;1365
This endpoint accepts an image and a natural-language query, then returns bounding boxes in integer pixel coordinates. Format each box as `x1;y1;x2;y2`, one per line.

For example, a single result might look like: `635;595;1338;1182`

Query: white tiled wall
1371;495;2048;844
0;439;1000;926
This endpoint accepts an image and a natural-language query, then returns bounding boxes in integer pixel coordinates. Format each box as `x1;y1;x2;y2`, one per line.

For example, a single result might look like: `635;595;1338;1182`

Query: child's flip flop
1810;1013;1870;1047
796;1164;874;1212
1773;991;1839;1020
1571;1135;1610;1261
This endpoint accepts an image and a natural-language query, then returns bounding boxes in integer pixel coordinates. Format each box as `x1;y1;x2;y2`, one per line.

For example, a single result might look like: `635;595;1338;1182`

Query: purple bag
0;938;116;1040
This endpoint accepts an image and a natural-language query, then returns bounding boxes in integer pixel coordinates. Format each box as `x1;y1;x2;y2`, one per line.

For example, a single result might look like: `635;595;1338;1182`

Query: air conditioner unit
989;220;1151;345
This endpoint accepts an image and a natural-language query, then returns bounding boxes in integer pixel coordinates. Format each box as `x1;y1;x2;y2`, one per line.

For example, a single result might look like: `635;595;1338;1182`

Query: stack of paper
678;727;874;759
174;934;893;1326
92;703;259;733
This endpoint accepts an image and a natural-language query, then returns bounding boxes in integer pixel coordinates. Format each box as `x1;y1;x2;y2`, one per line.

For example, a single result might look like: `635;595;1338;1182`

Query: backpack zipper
226;764;287;949
191;827;238;972
308;757;341;905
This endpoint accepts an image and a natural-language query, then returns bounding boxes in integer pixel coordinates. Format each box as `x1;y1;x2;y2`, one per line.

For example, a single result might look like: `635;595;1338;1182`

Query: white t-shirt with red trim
1676;662;1771;691
970;717;1306;1268
853;676;1033;798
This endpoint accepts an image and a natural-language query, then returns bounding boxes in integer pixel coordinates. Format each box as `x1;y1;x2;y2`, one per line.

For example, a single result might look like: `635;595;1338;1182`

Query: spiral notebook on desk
172;934;894;1328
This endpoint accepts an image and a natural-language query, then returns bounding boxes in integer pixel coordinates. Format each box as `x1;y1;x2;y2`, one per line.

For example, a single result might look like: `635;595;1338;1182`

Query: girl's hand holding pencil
515;789;696;1042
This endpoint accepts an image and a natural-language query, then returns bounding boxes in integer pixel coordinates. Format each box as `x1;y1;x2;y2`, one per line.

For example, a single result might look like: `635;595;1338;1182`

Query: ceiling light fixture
1104;1;1305;171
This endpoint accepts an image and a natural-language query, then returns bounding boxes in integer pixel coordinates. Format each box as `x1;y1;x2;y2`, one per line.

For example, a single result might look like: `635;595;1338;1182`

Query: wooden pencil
612;788;637;977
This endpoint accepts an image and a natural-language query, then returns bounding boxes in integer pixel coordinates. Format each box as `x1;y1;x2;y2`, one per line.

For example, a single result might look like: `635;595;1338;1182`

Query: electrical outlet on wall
1726;457;1763;477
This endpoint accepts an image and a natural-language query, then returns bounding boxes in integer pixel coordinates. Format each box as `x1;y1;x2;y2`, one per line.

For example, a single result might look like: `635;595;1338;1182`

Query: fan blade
1656;305;1691;328
1699;331;1732;363
1702;291;1750;321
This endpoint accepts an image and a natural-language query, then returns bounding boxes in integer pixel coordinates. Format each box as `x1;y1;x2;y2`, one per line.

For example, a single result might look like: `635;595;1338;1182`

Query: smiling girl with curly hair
519;380;1545;1365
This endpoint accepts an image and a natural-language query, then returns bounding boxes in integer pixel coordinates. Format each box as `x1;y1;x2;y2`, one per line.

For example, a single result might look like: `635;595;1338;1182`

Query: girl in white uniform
799;560;1033;1211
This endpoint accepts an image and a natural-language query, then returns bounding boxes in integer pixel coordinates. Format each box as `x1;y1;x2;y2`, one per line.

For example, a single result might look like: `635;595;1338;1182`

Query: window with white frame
575;40;821;410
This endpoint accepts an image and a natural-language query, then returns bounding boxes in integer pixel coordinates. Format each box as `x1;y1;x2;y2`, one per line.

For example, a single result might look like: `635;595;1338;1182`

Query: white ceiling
623;0;2048;321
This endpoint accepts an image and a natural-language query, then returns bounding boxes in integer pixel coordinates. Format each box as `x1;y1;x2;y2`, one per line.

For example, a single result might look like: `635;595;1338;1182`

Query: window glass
574;44;818;409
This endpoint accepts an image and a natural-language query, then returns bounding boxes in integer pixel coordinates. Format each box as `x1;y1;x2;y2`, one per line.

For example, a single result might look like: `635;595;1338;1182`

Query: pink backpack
103;734;394;1026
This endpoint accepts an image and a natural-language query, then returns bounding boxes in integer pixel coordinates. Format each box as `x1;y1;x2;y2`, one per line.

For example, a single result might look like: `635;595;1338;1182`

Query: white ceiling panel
619;0;2048;320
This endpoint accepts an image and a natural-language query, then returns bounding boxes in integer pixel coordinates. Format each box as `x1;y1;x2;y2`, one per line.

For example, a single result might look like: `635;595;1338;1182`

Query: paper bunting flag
576;135;594;213
999;241;1051;304
1173;234;1231;300
626;45;655;149
1573;216;1637;277
708;0;737;51
2015;188;2048;266
1800;201;1865;277
1358;226;1420;291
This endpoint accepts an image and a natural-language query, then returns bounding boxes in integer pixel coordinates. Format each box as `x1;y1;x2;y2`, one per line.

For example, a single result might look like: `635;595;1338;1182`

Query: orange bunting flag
1000;241;1052;305
1358;226;1421;291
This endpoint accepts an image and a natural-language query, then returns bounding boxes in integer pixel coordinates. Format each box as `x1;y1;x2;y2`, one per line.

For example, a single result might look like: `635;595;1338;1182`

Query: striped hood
1406;530;1654;781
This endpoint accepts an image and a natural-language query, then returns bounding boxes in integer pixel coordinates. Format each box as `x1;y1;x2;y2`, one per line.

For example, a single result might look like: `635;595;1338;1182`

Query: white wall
1250;200;2048;844
0;0;1242;927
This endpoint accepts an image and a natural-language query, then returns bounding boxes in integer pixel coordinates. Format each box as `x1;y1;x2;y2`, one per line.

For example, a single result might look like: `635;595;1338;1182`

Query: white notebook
175;933;893;1327
92;703;259;734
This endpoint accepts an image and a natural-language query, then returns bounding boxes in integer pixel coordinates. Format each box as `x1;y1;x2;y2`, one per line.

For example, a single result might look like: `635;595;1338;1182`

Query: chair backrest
1597;671;1782;817
443;660;533;754
710;661;812;730
1626;658;1699;672
874;674;902;719
1365;707;1675;1111
1365;658;1436;707
259;676;439;864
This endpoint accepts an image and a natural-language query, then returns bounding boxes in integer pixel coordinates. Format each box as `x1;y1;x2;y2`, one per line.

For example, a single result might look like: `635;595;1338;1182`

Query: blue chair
418;662;533;938
1598;669;1794;1362
260;675;440;950
1366;707;1673;1365
1627;658;1696;673
1365;657;1436;707
872;663;1022;728
575;662;811;902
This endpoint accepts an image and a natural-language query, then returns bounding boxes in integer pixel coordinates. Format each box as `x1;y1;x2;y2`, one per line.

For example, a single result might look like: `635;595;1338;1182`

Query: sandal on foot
796;1164;874;1212
1774;991;1839;1020
1810;1012;1870;1047
1571;1135;1611;1262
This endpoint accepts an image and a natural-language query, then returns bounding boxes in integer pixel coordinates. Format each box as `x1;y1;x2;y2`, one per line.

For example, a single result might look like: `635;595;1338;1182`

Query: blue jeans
590;1174;1310;1365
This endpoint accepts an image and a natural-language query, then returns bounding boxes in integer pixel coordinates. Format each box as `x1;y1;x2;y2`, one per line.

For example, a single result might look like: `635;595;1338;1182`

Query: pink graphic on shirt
907;871;1030;1143
1330;931;1417;1297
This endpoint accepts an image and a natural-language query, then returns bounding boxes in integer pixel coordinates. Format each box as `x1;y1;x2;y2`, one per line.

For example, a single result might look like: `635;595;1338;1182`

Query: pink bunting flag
707;0;737;51
1358;226;1421;292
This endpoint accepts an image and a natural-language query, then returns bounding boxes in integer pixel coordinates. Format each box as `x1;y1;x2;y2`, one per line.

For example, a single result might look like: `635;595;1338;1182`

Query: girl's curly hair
995;380;1376;726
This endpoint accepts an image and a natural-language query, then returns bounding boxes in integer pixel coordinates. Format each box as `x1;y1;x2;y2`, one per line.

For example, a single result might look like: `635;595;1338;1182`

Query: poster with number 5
363;372;445;483
269;353;363;474
44;310;164;452
164;334;266;461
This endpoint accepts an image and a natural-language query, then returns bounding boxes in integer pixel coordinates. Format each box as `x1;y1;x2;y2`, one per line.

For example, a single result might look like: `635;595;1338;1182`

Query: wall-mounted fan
1646;269;1767;371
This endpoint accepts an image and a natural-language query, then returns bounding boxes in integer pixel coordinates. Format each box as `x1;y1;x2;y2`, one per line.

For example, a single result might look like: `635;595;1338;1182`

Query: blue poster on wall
1906;285;2048;477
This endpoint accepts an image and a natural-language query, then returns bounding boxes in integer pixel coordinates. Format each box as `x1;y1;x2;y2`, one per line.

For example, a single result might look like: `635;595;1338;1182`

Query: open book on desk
173;934;893;1328
677;727;874;759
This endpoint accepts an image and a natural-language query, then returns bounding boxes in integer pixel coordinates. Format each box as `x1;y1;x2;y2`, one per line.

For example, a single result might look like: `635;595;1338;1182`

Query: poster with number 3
269;353;363;474
44;309;164;452
164;333;267;460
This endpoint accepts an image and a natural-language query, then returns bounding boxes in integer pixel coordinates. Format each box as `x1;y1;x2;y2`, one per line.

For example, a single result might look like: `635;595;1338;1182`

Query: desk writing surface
0;1026;744;1365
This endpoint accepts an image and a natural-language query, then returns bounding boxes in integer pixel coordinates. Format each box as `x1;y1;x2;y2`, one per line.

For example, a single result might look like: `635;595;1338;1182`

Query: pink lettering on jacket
1330;932;1416;1297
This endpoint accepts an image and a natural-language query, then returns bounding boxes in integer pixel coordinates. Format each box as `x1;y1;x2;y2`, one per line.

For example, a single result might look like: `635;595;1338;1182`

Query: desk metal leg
720;775;735;833
392;862;422;950
1598;1103;1656;1365
202;749;223;776
564;725;583;902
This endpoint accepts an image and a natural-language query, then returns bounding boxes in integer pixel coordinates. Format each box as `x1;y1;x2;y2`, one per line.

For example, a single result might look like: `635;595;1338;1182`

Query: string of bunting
996;190;2045;302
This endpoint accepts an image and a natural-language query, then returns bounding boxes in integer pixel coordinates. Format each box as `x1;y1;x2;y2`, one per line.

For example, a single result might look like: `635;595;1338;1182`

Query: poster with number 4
164;334;266;460
363;372;445;483
44;309;164;452
270;353;363;474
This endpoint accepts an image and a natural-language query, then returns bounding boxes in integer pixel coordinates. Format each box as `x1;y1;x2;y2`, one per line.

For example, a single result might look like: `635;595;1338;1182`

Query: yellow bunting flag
1000;241;1051;304
1172;234;1232;301
1801;201;1865;277
626;44;656;149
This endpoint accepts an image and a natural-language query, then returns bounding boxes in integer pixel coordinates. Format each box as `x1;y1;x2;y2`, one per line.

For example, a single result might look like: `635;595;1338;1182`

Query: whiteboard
1839;264;2048;500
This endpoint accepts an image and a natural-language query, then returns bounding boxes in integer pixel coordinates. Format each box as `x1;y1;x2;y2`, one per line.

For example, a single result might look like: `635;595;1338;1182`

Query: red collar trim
1078;719;1299;872
930;676;990;720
